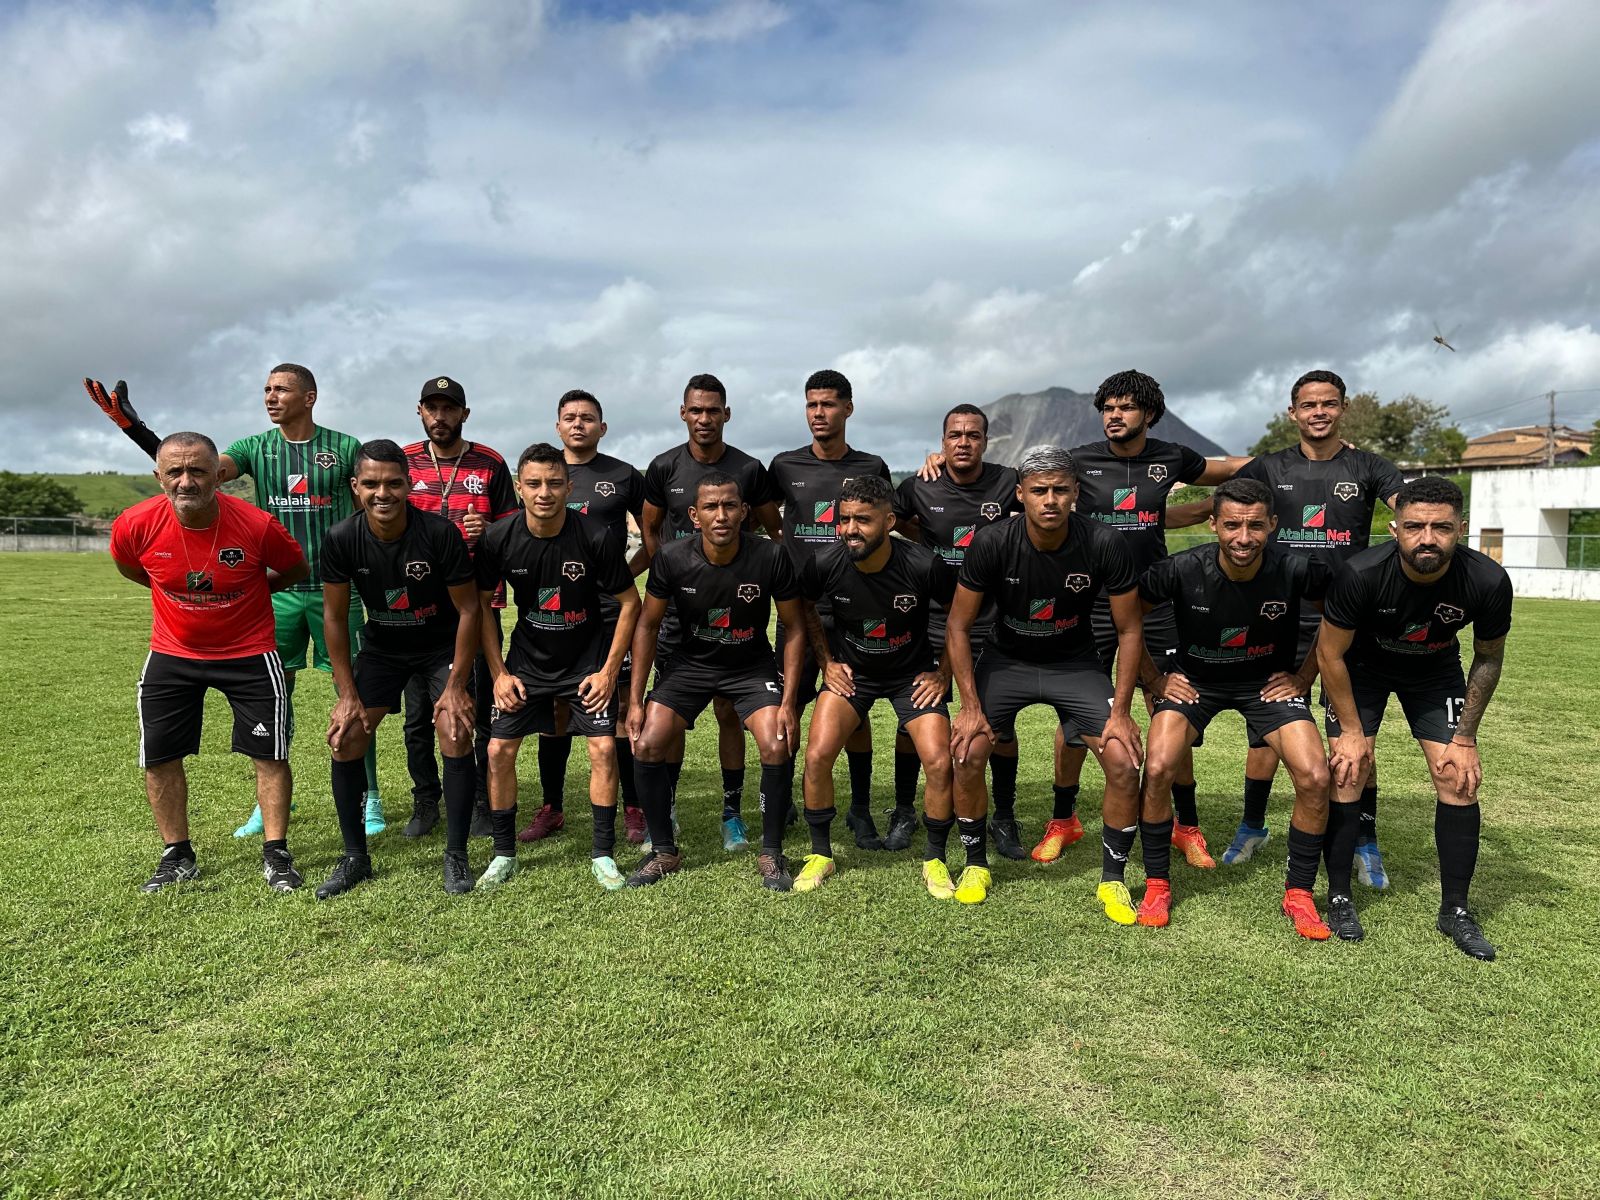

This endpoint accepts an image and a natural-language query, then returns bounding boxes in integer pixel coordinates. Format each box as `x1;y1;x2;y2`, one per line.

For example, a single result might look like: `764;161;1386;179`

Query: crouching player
794;476;958;895
473;444;641;890
320;441;480;898
1137;479;1332;935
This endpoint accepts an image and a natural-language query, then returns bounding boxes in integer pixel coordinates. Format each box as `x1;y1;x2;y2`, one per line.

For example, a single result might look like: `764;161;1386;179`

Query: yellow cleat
954;866;992;904
1097;881;1138;925
793;854;836;893
921;859;956;900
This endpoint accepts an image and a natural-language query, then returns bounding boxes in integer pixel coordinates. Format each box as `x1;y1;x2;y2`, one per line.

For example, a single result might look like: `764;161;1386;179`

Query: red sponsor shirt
111;493;306;660
403;440;518;607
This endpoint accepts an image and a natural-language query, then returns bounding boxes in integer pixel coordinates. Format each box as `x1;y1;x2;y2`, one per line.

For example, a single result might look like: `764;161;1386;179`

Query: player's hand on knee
492;672;526;713
950;708;992;763
1102;710;1144;767
435;685;475;742
83;377;140;430
823;662;855;697
776;703;799;748
911;671;944;709
577;669;614;714
1328;731;1372;789
1438;739;1482;799
624;705;645;744
327;697;368;752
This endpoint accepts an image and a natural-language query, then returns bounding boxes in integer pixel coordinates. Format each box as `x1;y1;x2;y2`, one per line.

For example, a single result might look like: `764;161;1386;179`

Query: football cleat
1220;823;1270;865
590;856;627;891
1171;823;1216;869
475;854;518;890
1136;878;1172;928
315;854;373;901
625;850;683;888
517;804;565;843
1096;880;1137;926
1031;816;1085;863
1282;887;1331;940
721;814;749;852
1354;840;1389;890
140;847;199;893
953;866;992;905
756;851;792;892
793;854;836;893
1437;907;1496;961
989;817;1028;861
1326;894;1365;942
921;859;955;900
882;807;918;852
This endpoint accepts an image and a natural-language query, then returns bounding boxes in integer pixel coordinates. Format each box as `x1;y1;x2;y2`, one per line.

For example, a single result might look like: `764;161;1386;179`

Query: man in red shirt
110;433;310;893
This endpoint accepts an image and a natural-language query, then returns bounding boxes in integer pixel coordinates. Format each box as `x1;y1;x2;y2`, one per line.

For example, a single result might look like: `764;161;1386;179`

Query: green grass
2;553;1598;1199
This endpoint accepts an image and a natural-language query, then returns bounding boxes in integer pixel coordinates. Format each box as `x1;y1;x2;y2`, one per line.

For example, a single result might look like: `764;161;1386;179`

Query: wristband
1450;735;1477;747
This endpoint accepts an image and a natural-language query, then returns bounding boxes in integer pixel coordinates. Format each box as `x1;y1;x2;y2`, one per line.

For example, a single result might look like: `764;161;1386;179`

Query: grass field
3;552;1598;1199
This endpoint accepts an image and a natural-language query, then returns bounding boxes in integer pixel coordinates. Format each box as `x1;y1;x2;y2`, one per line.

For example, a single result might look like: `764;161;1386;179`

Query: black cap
421;375;466;406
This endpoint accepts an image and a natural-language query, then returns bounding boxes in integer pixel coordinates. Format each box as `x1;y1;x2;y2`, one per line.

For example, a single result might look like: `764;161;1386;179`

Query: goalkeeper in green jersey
85;364;388;837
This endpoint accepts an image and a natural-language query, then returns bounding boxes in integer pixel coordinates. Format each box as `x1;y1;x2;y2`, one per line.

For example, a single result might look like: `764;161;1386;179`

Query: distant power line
1450;387;1600;428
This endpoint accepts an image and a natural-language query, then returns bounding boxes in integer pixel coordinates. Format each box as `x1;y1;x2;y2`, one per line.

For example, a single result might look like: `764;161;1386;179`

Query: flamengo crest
1147;464;1168;483
1065;573;1090;592
562;561;586;581
893;594;916;612
1260;601;1287;619
1434;603;1465;624
1333;482;1359;502
737;583;761;603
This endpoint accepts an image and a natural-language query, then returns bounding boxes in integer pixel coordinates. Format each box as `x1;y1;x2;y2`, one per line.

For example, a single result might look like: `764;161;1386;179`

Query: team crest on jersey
1064;573;1090;593
314;451;338;471
218;547;246;568
737;583;761;604
463;474;485;495
980;502;1002;521
893;594;916;612
1261;601;1287;620
595;481;617;498
562;561;586;581
1333;482;1359;502
1434;603;1465;624
405;561;431;581
185;570;213;592
1147;464;1168;483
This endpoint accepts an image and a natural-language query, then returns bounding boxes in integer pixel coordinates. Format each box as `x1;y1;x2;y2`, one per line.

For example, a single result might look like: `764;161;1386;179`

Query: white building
1467;466;1600;600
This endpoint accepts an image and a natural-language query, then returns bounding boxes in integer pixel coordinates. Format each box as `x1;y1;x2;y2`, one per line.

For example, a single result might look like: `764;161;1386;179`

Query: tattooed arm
1436;634;1506;798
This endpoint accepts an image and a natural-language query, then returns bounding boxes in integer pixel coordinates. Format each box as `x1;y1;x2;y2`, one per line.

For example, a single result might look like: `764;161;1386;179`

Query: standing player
767;369;893;849
1049;370;1248;868
399;376;518;841
627;475;805;889
1137;479;1333;937
526;389;651;846
640;375;783;850
472;444;641;890
1226;370;1403;881
84;366;388;839
1318;477;1511;958
946;448;1145;909
111;433;310;892
795;477;957;895
318;441;480;898
893;405;1022;855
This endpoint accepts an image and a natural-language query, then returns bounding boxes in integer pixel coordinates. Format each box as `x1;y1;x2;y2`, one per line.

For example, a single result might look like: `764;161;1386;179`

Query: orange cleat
1282;888;1331;940
1031;815;1085;862
1137;878;1172;927
1172;823;1216;869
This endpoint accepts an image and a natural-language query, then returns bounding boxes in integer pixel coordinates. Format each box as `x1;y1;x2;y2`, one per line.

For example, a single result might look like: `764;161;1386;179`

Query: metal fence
0;516;110;552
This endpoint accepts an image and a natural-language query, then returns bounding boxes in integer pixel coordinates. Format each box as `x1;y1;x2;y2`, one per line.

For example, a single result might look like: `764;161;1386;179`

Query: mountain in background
981;387;1230;465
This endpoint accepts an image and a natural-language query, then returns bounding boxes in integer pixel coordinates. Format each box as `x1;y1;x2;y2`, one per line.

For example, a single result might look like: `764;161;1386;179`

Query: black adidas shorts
1325;664;1466;746
355;646;460;712
136;650;290;767
647;658;783;727
828;670;949;730
975;650;1115;741
1154;680;1315;749
1092;597;1178;678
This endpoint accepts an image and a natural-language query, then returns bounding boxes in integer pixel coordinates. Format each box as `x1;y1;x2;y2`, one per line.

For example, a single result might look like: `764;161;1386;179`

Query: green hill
40;473;255;519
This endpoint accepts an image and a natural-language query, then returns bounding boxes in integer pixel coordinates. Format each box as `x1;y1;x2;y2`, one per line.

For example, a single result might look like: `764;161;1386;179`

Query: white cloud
615;0;788;75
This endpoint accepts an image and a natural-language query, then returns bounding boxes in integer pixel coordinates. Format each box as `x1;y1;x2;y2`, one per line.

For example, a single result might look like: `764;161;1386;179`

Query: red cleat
1031;815;1086;862
1282;887;1331;940
1137;878;1172;927
623;805;647;844
1172;823;1216;869
517;804;565;843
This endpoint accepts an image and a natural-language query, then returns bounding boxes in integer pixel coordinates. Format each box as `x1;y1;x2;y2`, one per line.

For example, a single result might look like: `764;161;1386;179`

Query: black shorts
1154;680;1315;749
647;658;783;727
1326;664;1466;745
831;671;949;730
488;674;616;740
775;615;841;708
1092;597;1177;677
354;645;460;712
975;650;1115;741
137;649;290;767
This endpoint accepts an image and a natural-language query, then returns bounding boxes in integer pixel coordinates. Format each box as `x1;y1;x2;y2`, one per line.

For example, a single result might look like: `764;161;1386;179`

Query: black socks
721;767;744;817
538;735;571;811
491;806;517;858
846;751;873;817
1242;776;1272;829
1436;802;1481;911
1140;818;1174;882
1324;801;1361;897
442;753;475;854
592;803;616;859
331;757;369;858
805;805;835;857
1172;783;1199;828
991;754;1019;821
895;751;920;812
635;760;678;856
923;815;953;861
1285;824;1323;893
957;817;988;869
758;763;792;855
1102;824;1135;883
1359;785;1379;845
1053;784;1079;820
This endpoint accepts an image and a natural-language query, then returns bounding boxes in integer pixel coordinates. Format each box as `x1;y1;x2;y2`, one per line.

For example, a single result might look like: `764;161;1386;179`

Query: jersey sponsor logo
595;481;617;498
1114;487;1138;511
953;525;976;548
287;473;309;495
562;561;586;581
185;570;213;592
567;501;590;514
862;618;887;639
1147;464;1167;483
463;474;486;495
539;587;562;611
794;499;839;539
1003;595;1082;637
524;587;589;630
1260;601;1287;620
386;587;411;611
812;499;836;523
1030;597;1055;621
1333;481;1359;502
737;583;761;604
405;561;431;580
1302;504;1325;528
218;547;246;568
1221;625;1249;648
1064;573;1090;593
893;593;916;612
1434;603;1465;624
980;502;1002;521
709;607;731;629
314;451;338;471
1401;621;1430;642
693;604;756;646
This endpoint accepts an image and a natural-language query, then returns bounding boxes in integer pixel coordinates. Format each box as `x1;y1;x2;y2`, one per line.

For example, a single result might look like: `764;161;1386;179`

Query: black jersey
1140;544;1331;685
959;515;1136;667
474;511;634;686
321;506;474;655
643;442;778;541
1323;541;1512;677
1070;437;1208;576
1235;445;1404;566
566;452;645;550
801;539;956;677
767;444;892;562
646;533;801;672
893;462;1020;639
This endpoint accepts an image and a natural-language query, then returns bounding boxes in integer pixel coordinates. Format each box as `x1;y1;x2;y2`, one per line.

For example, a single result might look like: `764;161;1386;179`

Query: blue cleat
1354;840;1389;889
721;815;748;852
1220;822;1270;864
364;795;386;837
233;805;265;839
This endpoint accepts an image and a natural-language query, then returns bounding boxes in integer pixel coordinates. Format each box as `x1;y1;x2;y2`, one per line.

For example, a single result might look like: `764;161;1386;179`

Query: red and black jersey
404;440;517;606
111;493;306;660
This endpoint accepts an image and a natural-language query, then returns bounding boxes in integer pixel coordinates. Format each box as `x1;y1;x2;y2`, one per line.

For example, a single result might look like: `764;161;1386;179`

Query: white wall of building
1467;466;1600;596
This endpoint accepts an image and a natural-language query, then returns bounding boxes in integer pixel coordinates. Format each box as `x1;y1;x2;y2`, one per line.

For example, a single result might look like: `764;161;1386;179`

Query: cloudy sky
7;0;1600;472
